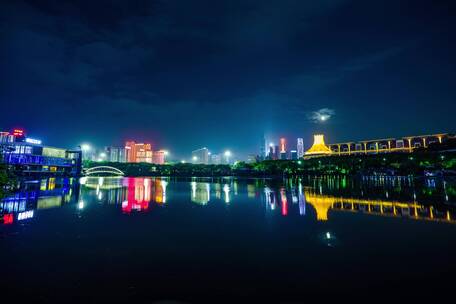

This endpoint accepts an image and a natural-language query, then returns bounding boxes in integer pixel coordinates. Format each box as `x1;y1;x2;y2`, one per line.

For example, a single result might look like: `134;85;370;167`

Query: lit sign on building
17;210;34;221
3;213;14;224
25;138;42;145
13;129;25;137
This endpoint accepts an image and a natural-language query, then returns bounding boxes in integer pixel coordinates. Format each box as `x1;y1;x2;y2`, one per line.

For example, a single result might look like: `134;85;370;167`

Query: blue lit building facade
0;129;82;176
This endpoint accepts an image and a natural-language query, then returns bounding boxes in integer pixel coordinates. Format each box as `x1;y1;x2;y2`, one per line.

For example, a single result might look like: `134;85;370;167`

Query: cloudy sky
1;0;455;158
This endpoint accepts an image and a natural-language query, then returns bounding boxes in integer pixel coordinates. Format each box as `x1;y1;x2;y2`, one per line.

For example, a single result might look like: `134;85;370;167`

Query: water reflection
1;177;78;225
2;176;456;226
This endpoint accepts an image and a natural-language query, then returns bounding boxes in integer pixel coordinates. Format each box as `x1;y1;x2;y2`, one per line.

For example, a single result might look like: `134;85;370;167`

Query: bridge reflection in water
2;176;455;225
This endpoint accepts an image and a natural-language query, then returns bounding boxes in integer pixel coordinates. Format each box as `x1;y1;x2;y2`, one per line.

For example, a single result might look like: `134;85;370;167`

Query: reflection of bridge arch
84;166;125;176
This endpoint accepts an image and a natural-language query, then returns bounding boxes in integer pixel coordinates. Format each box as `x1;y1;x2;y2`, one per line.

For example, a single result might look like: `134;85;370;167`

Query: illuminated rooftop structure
305;134;332;156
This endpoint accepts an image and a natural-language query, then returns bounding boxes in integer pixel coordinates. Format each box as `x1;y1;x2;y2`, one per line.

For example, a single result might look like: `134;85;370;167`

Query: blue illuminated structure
0;129;82;176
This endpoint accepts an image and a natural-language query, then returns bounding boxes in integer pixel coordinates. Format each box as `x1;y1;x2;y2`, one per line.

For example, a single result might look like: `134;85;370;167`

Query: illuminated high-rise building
125;141;153;163
274;145;279;160
153;150;166;164
268;144;274;160
106;146;126;162
192;147;209;164
290;150;298;160
260;135;266;160
280;137;286;153
297;138;304;158
210;153;221;164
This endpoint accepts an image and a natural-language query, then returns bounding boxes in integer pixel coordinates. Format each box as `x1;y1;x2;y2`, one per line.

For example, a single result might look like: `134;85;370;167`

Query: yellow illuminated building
305;134;332;156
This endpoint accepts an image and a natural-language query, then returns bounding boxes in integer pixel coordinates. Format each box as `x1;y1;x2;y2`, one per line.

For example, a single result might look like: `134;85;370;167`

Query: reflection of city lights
223;184;230;203
191;181;197;199
280;188;288;216
326;232;331;239
78;201;84;209
161;180;168;203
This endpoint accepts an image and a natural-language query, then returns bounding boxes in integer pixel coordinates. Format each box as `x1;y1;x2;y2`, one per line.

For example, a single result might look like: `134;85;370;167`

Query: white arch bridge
83;166;125;176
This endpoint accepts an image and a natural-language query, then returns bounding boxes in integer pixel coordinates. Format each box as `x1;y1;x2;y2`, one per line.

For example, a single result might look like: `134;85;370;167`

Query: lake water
1;176;456;302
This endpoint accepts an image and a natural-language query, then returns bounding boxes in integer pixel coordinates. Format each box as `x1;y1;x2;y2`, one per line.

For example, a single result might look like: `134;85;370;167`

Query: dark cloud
1;0;455;158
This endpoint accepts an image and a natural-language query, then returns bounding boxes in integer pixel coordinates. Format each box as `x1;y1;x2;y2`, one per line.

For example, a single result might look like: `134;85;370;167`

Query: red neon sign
3;213;14;225
13;129;24;136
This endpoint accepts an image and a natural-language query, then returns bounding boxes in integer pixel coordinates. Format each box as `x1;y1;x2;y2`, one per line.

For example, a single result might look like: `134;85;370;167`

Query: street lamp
81;144;91;152
81;144;91;161
98;152;107;162
224;150;231;164
192;156;198;163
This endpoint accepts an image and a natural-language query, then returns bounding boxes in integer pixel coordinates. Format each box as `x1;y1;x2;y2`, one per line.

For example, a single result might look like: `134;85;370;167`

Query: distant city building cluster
2;126;455;170
191;147;232;165
82;141;168;165
258;136;304;161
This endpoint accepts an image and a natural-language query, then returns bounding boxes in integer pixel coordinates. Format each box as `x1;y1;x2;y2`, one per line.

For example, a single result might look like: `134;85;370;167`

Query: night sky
1;0;455;159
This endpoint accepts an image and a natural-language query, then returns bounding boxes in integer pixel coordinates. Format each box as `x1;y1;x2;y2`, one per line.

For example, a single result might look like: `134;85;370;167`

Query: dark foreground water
1;176;456;302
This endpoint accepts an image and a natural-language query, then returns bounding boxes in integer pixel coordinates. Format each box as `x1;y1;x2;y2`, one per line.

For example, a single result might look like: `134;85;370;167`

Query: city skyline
1;0;455;158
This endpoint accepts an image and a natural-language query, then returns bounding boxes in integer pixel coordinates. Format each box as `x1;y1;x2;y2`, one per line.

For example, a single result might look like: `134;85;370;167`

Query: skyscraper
290;150;298;160
125;141;153;163
153;150;166;164
297;138;304;158
280;137;286;153
106;146;126;162
268;144;274;160
260;135;266;160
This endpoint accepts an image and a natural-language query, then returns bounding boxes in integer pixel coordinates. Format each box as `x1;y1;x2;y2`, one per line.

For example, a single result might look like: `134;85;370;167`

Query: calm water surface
1;176;456;302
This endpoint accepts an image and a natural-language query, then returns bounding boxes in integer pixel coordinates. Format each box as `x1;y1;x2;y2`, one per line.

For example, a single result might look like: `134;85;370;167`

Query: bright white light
81;144;91;151
100;152;107;158
224;150;231;157
192;156;198;161
326;232;331;239
163;150;169;156
181;160;186;163
223;184;230;203
17;210;34;221
78;201;84;209
25;138;42;145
